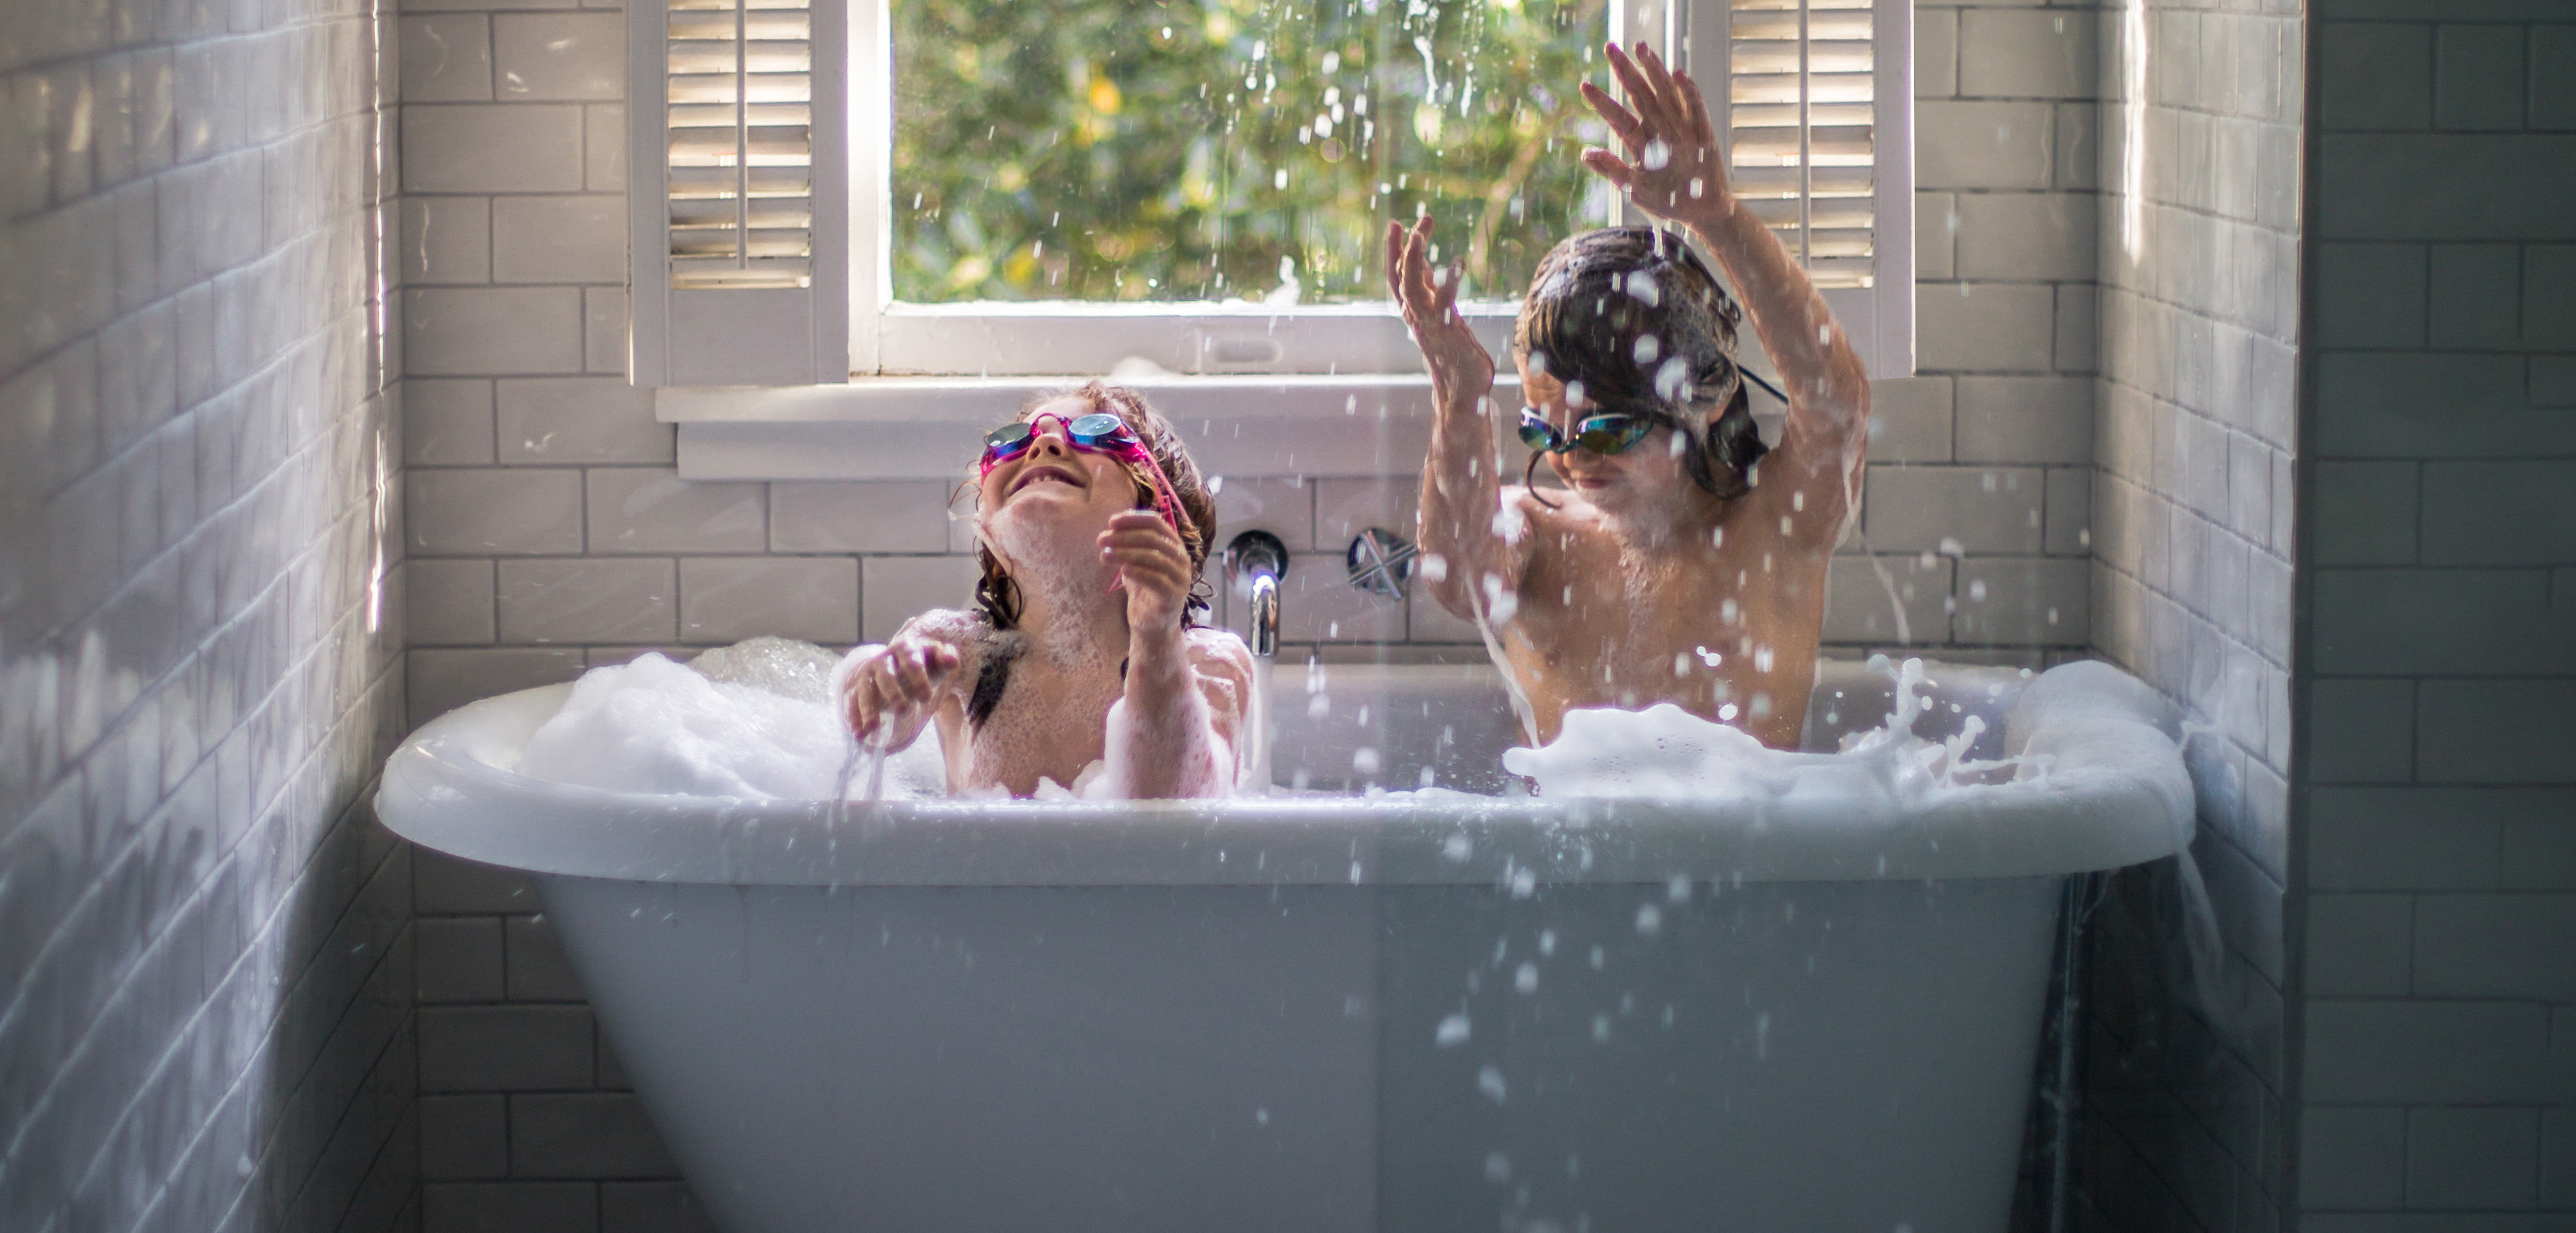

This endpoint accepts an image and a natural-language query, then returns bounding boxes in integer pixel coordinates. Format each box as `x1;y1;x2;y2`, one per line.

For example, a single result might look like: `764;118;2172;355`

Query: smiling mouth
1009;465;1085;496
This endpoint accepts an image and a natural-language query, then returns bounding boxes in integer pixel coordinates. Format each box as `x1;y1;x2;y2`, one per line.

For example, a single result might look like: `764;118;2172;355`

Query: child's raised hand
1384;217;1494;402
1579;41;1732;227
1101;509;1192;639
841;634;961;750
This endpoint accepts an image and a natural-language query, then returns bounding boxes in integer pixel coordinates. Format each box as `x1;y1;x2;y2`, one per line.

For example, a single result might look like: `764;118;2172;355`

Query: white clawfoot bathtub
377;659;2188;1233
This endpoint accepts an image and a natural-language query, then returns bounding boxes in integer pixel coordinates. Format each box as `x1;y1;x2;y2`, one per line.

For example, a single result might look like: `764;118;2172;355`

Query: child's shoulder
1180;627;1255;722
1183;625;1254;673
898;606;992;645
1183;627;1256;692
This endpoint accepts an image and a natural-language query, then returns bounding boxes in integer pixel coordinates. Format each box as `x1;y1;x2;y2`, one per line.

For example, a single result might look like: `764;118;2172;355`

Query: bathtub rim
376;663;2192;888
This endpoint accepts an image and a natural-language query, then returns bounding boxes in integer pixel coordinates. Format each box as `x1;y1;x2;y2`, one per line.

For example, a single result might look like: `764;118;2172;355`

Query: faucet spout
1247;574;1280;657
1224;530;1289;657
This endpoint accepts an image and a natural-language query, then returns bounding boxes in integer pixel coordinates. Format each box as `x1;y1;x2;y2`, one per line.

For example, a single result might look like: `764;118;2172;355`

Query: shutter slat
662;0;814;291
1728;0;1876;289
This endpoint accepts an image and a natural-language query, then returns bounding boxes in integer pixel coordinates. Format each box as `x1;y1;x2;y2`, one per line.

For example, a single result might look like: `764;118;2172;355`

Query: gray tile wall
1856;0;2104;661
388;0;2116;1223
410;849;715;1233
2081;0;2304;1230
0;0;416;1228
2298;3;2576;1227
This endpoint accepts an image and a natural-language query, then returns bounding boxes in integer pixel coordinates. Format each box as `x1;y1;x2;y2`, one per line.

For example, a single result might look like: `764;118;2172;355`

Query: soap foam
1500;655;2029;808
689;635;844;703
521;649;944;801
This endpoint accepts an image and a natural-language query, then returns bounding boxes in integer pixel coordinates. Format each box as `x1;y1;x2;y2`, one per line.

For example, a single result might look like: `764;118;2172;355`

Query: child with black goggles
831;384;1253;800
1389;41;1872;753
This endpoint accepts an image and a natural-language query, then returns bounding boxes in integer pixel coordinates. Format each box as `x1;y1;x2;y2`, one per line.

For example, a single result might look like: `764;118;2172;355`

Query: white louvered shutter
1693;0;1912;377
630;0;848;386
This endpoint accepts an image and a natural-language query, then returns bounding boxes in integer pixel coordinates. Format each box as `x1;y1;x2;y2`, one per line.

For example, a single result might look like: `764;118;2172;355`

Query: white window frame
630;0;1910;397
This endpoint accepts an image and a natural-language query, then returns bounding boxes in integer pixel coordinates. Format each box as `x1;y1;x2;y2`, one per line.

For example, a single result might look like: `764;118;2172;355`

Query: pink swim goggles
978;411;1187;534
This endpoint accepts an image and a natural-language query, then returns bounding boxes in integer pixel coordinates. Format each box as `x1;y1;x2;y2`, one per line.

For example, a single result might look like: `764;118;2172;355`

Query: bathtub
377;658;2188;1233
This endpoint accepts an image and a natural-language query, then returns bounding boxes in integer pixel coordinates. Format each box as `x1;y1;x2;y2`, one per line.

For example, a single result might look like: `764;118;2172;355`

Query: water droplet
1515;961;1538;993
1477;1065;1508;1102
1634;903;1662;936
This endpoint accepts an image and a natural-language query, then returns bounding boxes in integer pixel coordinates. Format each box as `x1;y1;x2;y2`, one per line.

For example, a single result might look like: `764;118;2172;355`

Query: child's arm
1387;217;1533;622
832;613;972;751
1100;510;1238;798
1580;43;1872;541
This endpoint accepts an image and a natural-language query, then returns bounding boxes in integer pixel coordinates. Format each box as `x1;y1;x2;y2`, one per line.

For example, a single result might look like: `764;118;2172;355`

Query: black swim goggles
1516;407;1658;455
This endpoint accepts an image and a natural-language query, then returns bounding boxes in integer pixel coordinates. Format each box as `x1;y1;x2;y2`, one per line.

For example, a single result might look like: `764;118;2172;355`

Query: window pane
892;0;1609;305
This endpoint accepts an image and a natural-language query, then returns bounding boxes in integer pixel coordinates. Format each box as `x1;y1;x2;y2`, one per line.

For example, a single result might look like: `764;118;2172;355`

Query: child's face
975;396;1146;564
1519;363;1690;516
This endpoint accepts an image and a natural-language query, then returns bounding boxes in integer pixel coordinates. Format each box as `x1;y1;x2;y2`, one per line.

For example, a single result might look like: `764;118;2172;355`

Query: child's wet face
1518;362;1688;512
976;397;1140;560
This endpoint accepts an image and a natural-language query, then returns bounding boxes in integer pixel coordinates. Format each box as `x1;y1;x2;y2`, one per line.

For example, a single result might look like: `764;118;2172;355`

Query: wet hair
1512;226;1769;500
968;381;1218;636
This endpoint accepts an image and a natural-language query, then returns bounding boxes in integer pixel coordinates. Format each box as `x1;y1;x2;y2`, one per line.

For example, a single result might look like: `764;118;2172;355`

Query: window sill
660;372;1525;481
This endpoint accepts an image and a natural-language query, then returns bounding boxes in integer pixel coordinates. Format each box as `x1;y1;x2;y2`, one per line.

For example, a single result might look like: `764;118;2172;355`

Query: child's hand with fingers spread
1100;509;1192;639
841;634;962;751
1384;217;1495;407
1579;41;1734;228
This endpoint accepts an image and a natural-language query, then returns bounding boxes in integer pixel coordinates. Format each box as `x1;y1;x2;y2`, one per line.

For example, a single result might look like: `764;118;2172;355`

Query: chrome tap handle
1345;527;1416;601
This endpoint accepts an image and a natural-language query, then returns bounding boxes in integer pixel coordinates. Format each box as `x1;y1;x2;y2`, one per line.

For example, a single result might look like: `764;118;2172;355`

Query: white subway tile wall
0;0;414;1230
2082;1;2301;1230
2299;5;2576;1225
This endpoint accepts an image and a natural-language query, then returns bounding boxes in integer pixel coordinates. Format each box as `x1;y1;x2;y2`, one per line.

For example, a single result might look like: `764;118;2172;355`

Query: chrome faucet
1224;530;1288;657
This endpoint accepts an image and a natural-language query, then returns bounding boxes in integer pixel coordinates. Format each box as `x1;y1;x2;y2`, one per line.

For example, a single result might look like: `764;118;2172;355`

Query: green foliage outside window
892;0;1610;305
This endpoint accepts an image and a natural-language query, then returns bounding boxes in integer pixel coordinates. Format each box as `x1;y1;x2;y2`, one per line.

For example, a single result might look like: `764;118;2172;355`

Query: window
628;0;1910;389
